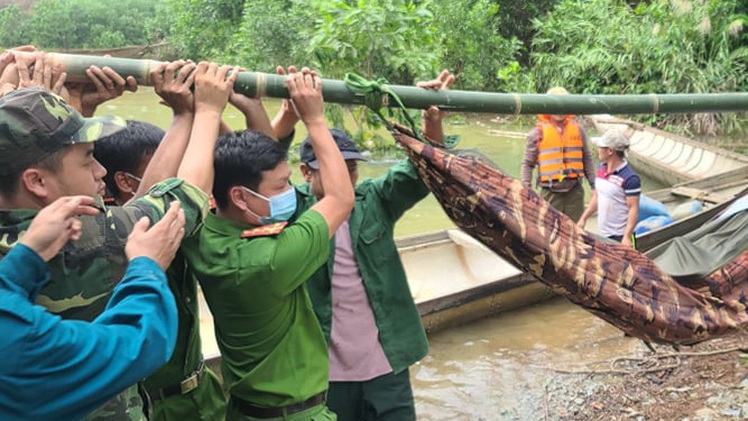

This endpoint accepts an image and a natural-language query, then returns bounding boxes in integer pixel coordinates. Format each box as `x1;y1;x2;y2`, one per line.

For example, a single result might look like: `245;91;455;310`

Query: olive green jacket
297;160;430;374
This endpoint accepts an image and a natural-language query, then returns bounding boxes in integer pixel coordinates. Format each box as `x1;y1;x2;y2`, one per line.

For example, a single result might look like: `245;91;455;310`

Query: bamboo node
649;93;659;114
256;72;266;98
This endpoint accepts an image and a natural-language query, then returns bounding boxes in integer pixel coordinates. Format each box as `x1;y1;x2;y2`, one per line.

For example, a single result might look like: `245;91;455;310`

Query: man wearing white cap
577;129;641;247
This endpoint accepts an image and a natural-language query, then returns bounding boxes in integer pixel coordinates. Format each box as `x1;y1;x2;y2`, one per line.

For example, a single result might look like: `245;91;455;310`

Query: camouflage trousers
82;384;146;421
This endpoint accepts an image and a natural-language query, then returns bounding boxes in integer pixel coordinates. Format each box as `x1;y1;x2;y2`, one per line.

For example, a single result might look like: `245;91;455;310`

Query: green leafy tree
0;5;32;47
493;0;560;66
430;0;523;91
153;0;245;60
531;0;748;134
225;0;309;71
307;0;440;82
25;0;156;49
302;0;441;152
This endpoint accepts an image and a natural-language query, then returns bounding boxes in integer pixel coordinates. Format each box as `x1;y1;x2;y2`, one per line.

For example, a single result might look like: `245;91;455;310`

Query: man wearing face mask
93;61;229;421
94;120;164;205
181;68;355;421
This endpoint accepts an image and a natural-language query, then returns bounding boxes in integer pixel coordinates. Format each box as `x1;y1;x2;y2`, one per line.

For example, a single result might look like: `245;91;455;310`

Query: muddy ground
543;333;748;420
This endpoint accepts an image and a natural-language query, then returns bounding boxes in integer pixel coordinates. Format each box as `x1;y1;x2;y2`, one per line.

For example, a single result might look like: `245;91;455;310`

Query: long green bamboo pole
30;53;748;115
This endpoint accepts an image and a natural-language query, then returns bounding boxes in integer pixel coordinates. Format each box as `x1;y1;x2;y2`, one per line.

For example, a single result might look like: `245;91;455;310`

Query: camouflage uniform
0;181;210;420
0;87;211;420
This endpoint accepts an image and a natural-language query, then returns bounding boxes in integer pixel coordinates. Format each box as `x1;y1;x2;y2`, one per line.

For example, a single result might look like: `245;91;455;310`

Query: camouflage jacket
0;178;209;421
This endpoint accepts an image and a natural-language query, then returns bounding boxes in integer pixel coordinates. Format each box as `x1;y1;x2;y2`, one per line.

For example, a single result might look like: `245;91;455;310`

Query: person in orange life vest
520;86;596;221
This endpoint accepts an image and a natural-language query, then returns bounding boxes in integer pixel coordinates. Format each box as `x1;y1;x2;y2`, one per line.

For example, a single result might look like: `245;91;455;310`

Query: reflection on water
413;298;647;420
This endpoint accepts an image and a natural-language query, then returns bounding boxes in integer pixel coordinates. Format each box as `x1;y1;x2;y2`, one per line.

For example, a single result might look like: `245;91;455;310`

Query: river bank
412;298;748;421
548;332;748;421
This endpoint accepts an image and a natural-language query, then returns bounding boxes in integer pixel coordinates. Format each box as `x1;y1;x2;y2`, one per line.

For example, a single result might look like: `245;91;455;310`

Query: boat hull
589;115;748;185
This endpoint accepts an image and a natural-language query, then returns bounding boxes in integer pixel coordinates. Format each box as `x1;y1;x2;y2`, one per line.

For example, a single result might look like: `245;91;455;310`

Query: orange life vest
536;115;585;183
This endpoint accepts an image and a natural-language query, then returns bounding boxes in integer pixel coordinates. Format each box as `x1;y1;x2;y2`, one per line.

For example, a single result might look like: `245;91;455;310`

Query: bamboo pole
25;53;748;115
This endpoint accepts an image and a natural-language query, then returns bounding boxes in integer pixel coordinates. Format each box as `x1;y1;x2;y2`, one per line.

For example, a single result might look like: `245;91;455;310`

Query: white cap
593;129;630;151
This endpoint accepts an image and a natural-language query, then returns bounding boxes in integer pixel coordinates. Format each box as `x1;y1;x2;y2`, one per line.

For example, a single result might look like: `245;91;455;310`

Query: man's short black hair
94;120;164;197
213;130;288;210
0;146;69;198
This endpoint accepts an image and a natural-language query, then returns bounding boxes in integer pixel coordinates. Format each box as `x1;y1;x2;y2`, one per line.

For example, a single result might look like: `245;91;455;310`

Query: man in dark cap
296;71;454;421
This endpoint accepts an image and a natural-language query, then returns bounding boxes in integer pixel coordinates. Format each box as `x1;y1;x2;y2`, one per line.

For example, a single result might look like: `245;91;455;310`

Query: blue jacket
0;244;178;421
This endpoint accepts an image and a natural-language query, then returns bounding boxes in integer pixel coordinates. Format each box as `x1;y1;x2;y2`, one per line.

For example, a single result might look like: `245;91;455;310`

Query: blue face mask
242;185;296;225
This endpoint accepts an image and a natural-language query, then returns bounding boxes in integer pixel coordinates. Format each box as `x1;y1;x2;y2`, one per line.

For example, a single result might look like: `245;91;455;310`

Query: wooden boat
637;166;748;251
55;43;173;59
396;229;554;332
588;115;748;186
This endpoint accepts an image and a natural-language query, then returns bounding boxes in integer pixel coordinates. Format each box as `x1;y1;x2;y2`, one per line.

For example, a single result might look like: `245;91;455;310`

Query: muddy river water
412;297;651;420
105;89;668;419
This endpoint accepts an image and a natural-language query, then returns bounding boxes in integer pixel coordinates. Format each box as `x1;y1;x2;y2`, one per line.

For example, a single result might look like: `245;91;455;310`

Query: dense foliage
222;0;308;72
430;0;524;91
3;0;747;135
152;0;244;61
532;0;748;134
0;0;157;49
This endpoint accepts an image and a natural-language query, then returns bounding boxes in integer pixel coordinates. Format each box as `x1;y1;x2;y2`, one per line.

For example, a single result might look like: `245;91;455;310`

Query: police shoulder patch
240;222;288;239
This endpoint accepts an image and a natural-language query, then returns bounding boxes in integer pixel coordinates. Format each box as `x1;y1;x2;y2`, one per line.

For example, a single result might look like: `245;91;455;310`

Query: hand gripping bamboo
21;52;748;115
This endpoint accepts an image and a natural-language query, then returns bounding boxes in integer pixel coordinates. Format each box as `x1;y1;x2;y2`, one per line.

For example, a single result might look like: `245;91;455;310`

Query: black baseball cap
299;128;366;169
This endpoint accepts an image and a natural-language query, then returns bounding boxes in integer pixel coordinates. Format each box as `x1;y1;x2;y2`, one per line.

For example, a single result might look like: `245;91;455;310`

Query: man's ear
299;163;313;182
113;171;135;196
20;167;52;200
228;185;249;210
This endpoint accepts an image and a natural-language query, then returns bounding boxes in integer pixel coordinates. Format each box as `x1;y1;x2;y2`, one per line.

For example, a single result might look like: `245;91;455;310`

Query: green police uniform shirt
0;178;210;421
182;209;330;408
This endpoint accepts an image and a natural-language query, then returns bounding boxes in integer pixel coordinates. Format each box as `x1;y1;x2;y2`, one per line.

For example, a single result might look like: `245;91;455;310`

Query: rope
343;73;424;143
512;93;522;119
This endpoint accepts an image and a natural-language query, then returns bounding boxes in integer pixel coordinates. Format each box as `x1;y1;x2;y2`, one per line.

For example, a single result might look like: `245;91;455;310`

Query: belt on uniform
232;391;327;419
152;360;205;402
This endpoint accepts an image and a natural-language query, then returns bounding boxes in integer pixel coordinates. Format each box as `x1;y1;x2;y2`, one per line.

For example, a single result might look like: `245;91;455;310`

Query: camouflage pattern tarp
392;124;748;346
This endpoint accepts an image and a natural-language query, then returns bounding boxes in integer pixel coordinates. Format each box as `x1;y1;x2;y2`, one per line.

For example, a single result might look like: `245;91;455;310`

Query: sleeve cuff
278;129;295;152
116;257;166;288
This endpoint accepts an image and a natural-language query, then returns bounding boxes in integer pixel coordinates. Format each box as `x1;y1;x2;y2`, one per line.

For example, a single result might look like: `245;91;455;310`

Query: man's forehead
64;142;96;156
